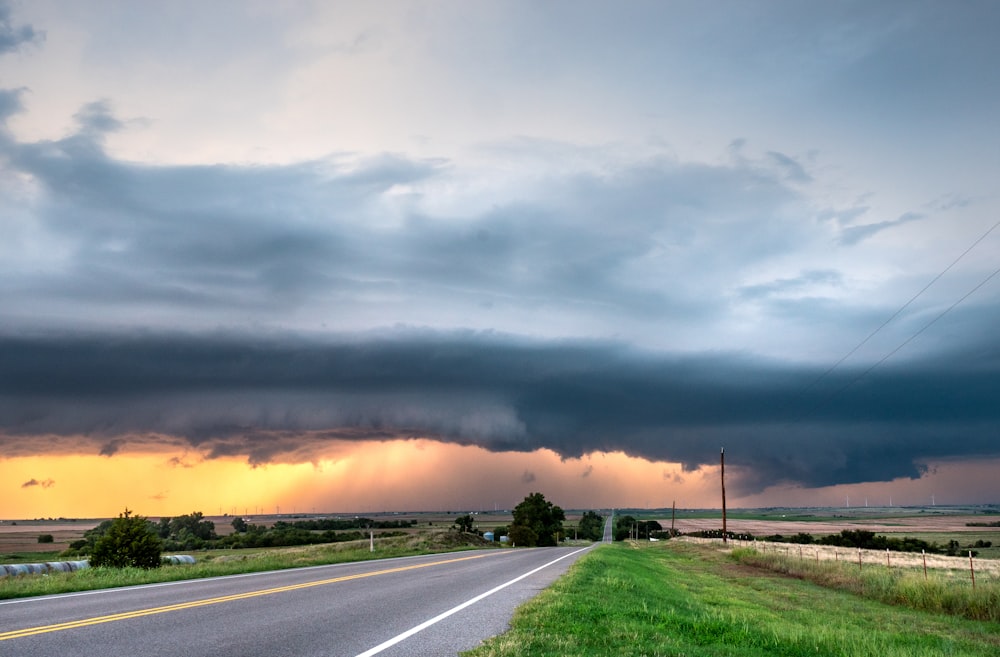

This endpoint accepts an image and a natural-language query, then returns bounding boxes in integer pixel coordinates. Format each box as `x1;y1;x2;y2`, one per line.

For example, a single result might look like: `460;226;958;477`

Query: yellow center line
0;552;500;641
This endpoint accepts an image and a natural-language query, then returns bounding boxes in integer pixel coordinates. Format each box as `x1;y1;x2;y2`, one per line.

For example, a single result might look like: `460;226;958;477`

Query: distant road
0;546;592;657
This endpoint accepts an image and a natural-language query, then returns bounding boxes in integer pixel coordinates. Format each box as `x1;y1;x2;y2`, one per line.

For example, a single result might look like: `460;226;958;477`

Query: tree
453;514;475;533
508;524;537;548
37;534;54;543
510;492;565;547
231;516;249;533
576;511;604;541
614;515;637;541
90;508;162;569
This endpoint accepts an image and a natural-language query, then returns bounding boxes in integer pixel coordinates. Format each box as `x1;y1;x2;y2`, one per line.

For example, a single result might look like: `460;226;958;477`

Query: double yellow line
1;552;496;641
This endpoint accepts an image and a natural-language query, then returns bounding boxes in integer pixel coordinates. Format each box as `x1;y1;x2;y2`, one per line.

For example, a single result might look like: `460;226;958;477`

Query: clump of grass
732;547;1000;622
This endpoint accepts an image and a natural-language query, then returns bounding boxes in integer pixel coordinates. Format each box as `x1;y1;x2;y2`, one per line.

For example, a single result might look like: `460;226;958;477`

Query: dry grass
678;536;1000;579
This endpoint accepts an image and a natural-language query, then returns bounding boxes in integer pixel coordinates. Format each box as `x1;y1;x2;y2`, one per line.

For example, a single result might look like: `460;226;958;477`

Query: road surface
0;545;593;657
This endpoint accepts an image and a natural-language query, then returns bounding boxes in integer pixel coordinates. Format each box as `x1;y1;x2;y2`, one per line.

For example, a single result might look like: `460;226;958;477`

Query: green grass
463;542;1000;657
0;530;494;600
732;546;1000;622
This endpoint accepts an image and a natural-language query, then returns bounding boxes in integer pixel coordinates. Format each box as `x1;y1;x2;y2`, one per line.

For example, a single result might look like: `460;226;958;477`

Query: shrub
90;509;163;569
37;534;54;543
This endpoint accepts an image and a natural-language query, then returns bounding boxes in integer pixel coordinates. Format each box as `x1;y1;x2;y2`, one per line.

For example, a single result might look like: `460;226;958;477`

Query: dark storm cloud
0;330;997;494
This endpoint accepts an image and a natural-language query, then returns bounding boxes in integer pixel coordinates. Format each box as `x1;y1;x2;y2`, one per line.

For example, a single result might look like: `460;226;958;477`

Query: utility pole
720;447;728;545
671;500;676;536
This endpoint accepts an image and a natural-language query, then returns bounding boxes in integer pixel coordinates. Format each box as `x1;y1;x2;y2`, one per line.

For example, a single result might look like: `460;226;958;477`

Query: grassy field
463;541;1000;657
0;530;495;600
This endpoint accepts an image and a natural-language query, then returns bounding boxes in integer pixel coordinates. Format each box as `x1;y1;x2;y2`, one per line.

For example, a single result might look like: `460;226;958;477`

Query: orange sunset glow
3;440;717;518
5;439;996;520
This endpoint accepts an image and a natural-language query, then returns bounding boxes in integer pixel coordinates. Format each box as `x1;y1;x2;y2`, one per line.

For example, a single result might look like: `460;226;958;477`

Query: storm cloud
1;331;997;494
2;2;999;504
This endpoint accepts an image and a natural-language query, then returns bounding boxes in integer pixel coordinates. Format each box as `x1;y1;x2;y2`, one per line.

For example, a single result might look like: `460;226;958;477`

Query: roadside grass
0;530;494;600
463;541;1000;657
732;547;1000;622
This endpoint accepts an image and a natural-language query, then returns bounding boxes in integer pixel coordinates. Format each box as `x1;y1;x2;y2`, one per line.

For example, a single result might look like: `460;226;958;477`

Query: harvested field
665;514;1000;537
676;535;1000;578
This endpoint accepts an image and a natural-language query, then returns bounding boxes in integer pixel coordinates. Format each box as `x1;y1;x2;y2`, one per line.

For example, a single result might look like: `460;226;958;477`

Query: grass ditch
463;541;1000;657
731;546;1000;622
0;530;493;600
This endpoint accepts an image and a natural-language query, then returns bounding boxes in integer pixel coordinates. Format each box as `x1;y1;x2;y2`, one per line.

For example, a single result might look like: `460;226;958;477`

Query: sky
2;1;999;519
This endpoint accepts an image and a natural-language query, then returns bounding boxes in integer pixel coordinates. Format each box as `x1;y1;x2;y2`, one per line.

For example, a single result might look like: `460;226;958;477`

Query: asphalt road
0;545;595;657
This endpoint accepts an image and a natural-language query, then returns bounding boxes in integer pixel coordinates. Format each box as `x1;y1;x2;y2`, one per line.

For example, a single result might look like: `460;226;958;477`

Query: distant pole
370;529;374;553
671;500;676;536
720;447;728;545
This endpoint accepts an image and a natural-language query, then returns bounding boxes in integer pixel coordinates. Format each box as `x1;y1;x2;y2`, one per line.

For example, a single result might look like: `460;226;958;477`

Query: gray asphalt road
0;545;593;657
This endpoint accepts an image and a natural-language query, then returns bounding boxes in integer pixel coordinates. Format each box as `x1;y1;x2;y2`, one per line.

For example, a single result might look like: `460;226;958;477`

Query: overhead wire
802;217;1000;396
829;262;1000;399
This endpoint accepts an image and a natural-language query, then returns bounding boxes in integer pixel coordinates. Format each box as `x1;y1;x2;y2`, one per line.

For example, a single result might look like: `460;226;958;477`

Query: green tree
454;514;475;533
614;514;637;541
508;524;537;547
37;534;54;543
510;492;565;547
231;516;249;533
168;511;217;541
90;508;162;569
576;511;604;541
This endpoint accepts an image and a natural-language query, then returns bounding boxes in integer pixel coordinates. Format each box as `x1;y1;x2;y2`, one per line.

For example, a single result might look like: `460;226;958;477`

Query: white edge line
352;545;593;657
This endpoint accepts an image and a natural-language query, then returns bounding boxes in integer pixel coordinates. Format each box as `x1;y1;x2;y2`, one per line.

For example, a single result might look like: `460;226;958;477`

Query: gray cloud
0;95;841;348
0;330;997;494
521;470;536;484
739;270;842;301
839;211;925;245
0;2;42;54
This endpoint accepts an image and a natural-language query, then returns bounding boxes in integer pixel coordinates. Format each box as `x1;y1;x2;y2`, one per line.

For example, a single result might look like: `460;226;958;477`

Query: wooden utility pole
670;500;676;536
721;447;728;545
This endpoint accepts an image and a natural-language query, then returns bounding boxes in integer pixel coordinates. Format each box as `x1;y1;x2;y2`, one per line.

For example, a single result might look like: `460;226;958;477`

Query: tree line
62;511;419;558
63;494;605;570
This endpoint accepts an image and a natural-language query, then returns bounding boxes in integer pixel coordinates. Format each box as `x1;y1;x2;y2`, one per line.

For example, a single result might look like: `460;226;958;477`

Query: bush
90;509;163;569
37;534;54;543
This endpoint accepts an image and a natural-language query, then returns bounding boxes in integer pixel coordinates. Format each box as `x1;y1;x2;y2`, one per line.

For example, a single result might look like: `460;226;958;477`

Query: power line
804;218;1000;394
830;263;1000;399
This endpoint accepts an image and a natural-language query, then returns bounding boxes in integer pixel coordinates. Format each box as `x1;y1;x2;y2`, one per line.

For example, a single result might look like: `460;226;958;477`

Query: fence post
886;548;890;568
922;549;927;580
969;551;976;590
858;547;862;570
